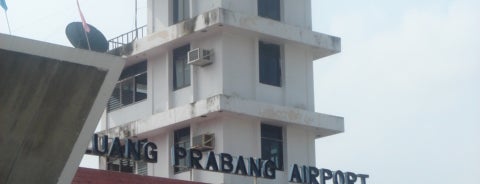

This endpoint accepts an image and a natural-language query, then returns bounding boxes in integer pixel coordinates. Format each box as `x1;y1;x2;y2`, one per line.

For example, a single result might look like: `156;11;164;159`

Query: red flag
76;0;90;33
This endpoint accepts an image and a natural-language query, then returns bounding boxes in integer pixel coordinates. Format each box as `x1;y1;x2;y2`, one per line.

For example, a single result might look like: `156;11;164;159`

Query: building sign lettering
90;134;158;163
89;134;369;183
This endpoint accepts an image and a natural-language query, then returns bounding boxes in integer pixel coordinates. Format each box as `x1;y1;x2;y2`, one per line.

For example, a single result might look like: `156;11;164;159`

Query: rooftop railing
108;25;148;50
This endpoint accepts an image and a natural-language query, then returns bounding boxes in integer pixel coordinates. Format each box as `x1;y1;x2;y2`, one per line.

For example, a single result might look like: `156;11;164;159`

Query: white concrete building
94;0;343;183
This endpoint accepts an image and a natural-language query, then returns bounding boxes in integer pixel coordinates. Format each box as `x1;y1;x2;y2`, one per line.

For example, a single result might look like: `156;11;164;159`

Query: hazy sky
1;0;478;183
313;0;479;183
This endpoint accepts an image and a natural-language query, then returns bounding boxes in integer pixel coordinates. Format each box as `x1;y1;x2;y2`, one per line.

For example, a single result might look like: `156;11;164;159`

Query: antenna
65;22;109;53
135;0;138;39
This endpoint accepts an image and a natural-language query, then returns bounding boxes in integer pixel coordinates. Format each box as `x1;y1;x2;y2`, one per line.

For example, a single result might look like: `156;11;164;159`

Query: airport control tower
95;0;343;183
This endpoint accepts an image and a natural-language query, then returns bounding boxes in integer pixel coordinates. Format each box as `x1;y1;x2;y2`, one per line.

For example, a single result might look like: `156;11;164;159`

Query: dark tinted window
173;0;189;24
108;61;147;111
173;44;191;90
258;0;281;21
259;41;281;86
174;127;190;173
119;61;147;80
261;124;283;170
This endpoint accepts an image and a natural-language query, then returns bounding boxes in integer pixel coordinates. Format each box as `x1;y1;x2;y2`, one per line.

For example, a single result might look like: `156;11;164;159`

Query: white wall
284;43;315;111
285;125;316;168
107;100;151;127
147;0;169;32
221;0;255;15
222;32;256;99
149;132;170;177
190;34;224;102
150;52;170;113
283;0;312;29
191;0;222;18
221;31;314;111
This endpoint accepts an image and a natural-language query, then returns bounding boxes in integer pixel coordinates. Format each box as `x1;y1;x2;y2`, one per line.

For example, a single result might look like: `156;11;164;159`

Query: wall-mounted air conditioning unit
192;133;214;151
187;48;213;66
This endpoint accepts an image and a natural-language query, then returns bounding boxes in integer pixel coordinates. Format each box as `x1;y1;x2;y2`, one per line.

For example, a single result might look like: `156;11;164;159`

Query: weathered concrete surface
130;8;340;60
0;34;124;184
99;94;344;139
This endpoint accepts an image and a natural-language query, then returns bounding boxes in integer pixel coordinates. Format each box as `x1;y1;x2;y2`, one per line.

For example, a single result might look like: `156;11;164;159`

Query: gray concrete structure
0;34;124;184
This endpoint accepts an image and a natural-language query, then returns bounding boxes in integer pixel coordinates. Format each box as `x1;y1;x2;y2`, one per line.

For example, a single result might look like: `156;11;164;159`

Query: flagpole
83;28;91;50
76;0;91;51
4;11;10;35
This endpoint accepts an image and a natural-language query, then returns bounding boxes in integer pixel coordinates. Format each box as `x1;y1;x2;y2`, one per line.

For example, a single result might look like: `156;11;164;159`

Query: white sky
313;0;479;183
1;0;478;183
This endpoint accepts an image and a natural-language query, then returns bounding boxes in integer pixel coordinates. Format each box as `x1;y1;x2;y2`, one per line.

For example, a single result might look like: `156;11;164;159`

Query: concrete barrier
0;34;125;184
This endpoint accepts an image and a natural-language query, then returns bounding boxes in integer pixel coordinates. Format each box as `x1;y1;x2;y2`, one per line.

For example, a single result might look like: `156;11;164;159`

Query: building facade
94;0;342;183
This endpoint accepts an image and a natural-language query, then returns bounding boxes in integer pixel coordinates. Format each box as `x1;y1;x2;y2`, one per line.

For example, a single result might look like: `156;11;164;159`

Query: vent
187;48;213;66
192;133;214;151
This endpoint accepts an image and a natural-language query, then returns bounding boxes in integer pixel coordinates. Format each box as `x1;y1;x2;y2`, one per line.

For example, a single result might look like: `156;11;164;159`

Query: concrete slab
0;34;125;184
99;94;344;139
127;8;340;60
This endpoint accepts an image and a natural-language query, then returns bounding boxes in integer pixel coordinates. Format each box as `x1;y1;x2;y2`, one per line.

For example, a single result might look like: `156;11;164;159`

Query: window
258;0;281;21
174;127;190;173
259;41;281;86
173;0;190;24
108;61;147;111
173;44;191;90
261;124;283;170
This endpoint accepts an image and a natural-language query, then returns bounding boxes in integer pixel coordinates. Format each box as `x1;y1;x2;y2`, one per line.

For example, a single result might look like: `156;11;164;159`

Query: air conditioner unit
192;133;214;151
187;48;213;66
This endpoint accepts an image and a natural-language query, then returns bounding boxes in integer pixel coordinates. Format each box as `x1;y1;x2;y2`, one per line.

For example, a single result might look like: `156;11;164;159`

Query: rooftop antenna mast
135;0;138;39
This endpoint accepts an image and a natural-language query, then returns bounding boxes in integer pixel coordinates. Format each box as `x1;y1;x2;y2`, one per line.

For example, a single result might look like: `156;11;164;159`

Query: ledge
126;8;340;61
100;94;344;139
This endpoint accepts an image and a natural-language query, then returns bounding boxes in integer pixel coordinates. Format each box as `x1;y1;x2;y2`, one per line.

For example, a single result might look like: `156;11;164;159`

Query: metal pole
135;0;138;39
5;12;11;35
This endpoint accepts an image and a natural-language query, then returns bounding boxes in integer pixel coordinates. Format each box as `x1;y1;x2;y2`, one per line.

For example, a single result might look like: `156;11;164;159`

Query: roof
73;168;206;184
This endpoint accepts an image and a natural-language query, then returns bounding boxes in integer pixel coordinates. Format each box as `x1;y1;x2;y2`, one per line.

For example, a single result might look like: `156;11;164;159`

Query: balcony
108;25;147;56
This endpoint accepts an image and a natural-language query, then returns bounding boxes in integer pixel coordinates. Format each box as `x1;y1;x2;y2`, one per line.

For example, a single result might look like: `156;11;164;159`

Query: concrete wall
150;52;170;113
222;32;315;111
107;101;151;128
283;0;312;29
149;133;171;178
